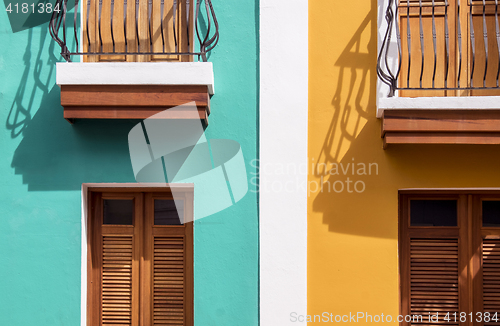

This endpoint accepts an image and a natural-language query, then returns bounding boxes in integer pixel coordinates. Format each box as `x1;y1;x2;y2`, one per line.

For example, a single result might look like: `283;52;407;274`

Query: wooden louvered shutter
88;192;143;326
399;195;469;326
143;193;194;326
481;239;500;323
408;239;460;324
473;196;500;326
101;235;136;326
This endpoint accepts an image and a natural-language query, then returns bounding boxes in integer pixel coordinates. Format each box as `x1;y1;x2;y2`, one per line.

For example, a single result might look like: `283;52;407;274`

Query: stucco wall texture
308;0;500;324
0;1;259;325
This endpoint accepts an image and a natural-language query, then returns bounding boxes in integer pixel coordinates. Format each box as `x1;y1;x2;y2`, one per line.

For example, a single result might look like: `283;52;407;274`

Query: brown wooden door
400;194;470;326
88;190;193;326
400;192;500;326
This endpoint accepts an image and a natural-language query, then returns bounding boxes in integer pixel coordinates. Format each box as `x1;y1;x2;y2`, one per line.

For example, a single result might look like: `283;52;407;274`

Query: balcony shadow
6;25;57;138
7;22;135;191
11;87;138;191
311;2;396;239
311;0;500;240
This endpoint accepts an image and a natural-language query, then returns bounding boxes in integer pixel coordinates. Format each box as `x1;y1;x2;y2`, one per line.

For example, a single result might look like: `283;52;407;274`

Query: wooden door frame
399;192;469;326
398;189;500;326
85;185;194;326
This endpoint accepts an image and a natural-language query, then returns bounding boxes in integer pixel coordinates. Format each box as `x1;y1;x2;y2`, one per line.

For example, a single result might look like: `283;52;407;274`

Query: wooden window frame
399;189;500;326
86;186;194;326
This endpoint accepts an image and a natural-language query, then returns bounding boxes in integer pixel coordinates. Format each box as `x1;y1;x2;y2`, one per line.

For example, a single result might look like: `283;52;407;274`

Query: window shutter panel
409;239;460;323
400;195;468;326
101;235;135;326
148;226;193;326
88;192;142;326
482;239;500;323
144;193;194;326
153;235;186;325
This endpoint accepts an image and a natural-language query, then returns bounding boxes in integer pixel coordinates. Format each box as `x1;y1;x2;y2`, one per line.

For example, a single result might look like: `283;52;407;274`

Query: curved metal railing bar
482;0;488;87
444;0;449;88
457;0;462;88
470;0;476;87
432;0;437;89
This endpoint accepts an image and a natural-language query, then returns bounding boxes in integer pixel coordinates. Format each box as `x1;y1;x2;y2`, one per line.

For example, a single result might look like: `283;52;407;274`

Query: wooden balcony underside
382;110;500;148
60;85;210;124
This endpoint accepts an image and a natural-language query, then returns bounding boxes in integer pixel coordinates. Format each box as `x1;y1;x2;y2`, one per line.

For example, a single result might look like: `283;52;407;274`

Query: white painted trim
377;0;399;103
260;0;308;325
377;96;500;117
57;62;215;95
80;183;194;326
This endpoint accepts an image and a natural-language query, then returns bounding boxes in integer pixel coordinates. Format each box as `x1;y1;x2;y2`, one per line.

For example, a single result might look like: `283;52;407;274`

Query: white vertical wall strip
260;0;308;325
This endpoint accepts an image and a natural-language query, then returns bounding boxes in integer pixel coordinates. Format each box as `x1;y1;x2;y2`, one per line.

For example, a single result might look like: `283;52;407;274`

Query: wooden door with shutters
87;189;193;326
82;0;193;62
400;191;500;326
399;195;470;326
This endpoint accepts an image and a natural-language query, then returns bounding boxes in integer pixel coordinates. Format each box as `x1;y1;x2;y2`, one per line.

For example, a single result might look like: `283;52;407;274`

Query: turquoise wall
0;0;259;325
194;0;259;325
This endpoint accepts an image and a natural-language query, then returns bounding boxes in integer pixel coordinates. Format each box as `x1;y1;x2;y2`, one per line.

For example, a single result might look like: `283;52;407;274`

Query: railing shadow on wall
310;2;398;239
310;0;500;239
3;0;75;33
6;26;57;138
8;24;138;191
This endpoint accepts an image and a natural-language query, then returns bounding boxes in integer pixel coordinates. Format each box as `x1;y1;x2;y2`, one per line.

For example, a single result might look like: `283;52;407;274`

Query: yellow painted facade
308;0;500;323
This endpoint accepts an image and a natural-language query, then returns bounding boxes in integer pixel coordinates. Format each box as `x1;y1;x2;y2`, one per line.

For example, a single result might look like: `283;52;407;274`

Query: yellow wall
308;0;500;323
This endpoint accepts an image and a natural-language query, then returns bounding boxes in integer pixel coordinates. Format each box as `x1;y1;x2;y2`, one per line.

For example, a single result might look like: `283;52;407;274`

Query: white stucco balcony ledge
56;62;214;95
55;62;214;123
377;96;500;118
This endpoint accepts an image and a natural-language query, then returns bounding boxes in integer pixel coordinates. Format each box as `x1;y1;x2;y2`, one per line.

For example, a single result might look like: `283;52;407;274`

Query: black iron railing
49;0;218;62
377;0;500;96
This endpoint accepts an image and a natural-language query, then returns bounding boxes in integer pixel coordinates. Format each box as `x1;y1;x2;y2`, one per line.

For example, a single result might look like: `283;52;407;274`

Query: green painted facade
0;0;259;325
